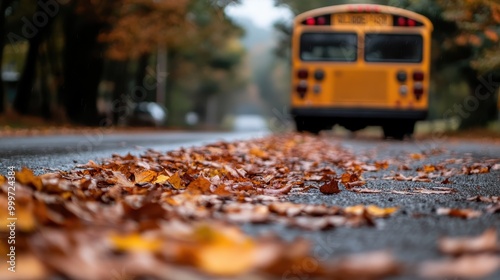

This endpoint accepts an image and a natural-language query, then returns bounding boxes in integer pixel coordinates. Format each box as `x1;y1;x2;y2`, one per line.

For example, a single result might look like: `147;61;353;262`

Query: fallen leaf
153;174;170;184
410;153;424;160
437;208;482;219
15;167;43;191
134;170;157;184
109;233;162;253
438;228;498;255
168;172;186;190
319;179;341;194
414;188;456;194
328;251;401;279
351;187;382;193
187;176;211;193
467;195;499;203
419;254;500;279
366;205;398;218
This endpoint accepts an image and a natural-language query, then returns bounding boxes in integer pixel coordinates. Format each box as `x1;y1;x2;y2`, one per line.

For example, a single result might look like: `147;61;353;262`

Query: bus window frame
299;32;358;62
363;33;424;63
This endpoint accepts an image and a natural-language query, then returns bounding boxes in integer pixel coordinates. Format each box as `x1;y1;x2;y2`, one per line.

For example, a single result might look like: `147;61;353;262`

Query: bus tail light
413;71;424;81
414;82;424;100
297;69;309;79
296;81;308;98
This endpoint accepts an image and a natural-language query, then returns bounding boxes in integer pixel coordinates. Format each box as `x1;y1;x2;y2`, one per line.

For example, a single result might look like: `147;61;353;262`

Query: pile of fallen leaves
0;133;498;279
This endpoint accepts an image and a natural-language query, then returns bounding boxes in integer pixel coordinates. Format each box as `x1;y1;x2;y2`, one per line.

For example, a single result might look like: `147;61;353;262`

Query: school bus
291;4;433;139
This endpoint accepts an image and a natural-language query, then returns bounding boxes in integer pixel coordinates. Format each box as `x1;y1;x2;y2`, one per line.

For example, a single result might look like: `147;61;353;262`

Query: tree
0;0;15;114
12;1;55;115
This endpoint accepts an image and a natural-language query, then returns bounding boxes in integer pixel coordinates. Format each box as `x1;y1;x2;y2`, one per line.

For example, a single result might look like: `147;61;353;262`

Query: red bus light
414;83;424;100
407;19;416;26
413;71;424;81
397;17;406;26
296;83;308;98
317;16;327;25
297;69;309;79
306;17;315;25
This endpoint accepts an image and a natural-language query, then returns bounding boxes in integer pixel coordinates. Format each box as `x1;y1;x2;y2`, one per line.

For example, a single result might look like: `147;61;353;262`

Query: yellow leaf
15;168;43;191
194;226;256;276
134;170;157;184
154;174;170;184
366;205;398;218
410;153;423;160
249;147;267;158
168;172;185;190
344;204;365;215
109;233;161;253
0;196;36;232
344;205;398;218
422;165;436;173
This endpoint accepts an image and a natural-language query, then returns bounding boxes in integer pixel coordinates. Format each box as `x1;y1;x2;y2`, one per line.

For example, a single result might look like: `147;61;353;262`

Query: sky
225;0;293;29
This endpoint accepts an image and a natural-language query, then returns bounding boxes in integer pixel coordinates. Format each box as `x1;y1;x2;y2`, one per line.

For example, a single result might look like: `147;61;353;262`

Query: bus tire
295;117;322;134
383;125;405;140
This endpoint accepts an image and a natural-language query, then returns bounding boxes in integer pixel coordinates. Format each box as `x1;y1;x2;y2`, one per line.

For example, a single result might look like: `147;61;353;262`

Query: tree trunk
62;12;104;125
0;0;14;114
13;3;54;115
109;60;129;125
460;68;499;128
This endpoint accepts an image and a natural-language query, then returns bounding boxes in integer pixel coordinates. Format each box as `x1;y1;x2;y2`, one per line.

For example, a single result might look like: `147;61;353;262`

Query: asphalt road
1;131;499;279
0;131;268;175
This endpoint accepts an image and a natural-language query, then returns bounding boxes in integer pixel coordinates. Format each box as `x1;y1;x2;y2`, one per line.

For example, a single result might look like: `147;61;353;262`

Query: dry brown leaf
366;205;398;218
319;179;341;195
167;172;186;190
186;176;211;193
437;208;482;219
328;251;401;279
419;254;500;279
351;187;382;193
413;187;456;194
467;195;499;203
344;205;397;218
134;170;157;184
438;228;498;255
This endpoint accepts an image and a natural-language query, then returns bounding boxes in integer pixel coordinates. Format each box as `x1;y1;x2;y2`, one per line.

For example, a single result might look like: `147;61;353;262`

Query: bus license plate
334;14;392;26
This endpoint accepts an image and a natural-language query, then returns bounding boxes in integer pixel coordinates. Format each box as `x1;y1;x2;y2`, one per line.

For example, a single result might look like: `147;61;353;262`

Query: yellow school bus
291;4;433;139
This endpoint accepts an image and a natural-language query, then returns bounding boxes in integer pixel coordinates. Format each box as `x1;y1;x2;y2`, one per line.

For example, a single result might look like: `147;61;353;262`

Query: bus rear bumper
291;108;428;120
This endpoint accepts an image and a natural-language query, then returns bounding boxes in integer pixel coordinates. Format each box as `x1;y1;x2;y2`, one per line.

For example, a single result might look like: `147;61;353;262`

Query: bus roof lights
397;17;406;26
407;19;416;26
306;17;316;25
317;16;327;25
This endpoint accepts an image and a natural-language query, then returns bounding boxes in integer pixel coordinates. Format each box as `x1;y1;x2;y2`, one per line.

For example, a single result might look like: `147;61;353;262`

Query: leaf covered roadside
1;134;499;279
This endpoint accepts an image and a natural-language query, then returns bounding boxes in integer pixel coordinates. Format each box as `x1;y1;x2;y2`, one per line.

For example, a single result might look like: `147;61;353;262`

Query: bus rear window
300;33;357;62
365;34;423;63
